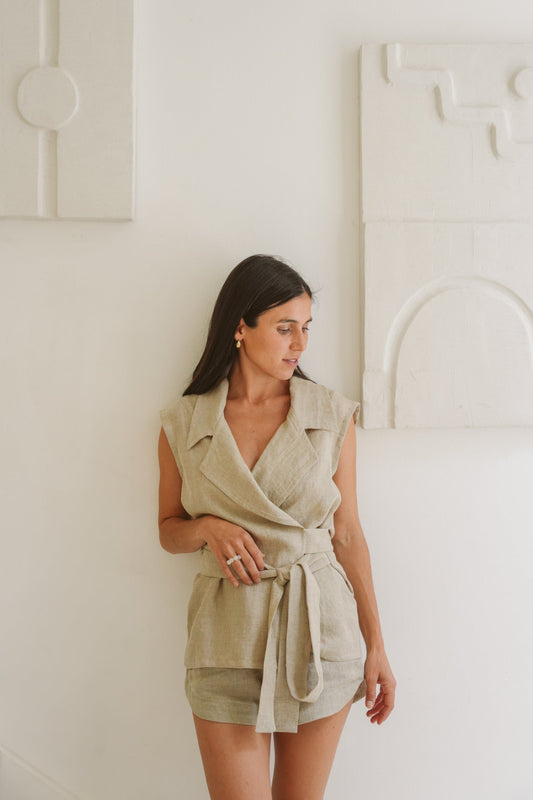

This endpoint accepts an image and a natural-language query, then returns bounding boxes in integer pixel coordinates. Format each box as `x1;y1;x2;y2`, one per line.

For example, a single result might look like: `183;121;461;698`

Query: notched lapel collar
186;379;228;449
199;416;301;527
251;408;319;508
189;378;301;528
252;377;338;508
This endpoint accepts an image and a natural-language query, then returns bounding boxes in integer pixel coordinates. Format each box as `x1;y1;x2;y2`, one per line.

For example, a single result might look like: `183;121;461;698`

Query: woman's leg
193;713;272;800
271;699;352;800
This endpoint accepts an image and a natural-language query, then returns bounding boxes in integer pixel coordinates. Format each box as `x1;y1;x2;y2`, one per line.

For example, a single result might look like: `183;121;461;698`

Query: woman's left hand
363;647;396;724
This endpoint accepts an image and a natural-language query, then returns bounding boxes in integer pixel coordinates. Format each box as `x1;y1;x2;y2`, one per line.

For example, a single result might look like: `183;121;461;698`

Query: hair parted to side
183;254;314;395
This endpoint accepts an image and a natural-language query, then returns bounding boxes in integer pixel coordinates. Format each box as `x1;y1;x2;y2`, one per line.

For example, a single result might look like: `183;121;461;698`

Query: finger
365;674;378;709
242;532;266;570
238;548;263;584
371;701;394;725
365;693;385;713
227;555;254;586
366;698;384;719
369;691;395;724
378;704;394;724
220;552;241;587
367;697;385;721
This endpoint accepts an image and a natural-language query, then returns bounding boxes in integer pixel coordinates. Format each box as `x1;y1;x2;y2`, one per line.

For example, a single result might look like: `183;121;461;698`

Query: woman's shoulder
159;392;197;423
159;379;226;437
291;376;361;429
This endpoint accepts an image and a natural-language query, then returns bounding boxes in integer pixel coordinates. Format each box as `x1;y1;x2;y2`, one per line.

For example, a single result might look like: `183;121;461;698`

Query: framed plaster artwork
0;0;135;220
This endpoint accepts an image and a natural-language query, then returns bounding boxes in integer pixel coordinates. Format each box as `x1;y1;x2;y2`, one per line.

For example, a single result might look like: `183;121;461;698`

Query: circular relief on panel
17;66;79;130
513;67;533;100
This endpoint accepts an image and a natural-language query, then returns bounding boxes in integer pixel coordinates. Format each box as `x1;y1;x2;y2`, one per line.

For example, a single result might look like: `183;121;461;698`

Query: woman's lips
283;358;298;365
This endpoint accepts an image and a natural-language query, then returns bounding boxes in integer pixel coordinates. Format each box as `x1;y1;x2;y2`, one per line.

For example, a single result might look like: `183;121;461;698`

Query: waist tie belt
198;530;352;734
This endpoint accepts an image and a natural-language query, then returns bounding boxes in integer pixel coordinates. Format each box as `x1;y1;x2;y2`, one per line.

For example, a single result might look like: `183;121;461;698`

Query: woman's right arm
157;428;265;585
158;426;207;553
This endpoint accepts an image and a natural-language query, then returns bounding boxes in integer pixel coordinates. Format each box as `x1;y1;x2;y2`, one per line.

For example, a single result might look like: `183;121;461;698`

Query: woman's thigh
192;713;272;800
271;699;353;800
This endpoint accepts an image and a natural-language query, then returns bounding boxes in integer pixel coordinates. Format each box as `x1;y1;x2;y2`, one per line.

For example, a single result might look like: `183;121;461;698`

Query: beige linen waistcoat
160;375;365;732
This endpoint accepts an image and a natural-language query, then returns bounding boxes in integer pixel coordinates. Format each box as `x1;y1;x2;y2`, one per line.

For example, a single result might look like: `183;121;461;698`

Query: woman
158;255;395;800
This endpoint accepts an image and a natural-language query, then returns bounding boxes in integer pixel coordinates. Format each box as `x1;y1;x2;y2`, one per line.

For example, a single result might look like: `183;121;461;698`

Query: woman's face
235;293;312;381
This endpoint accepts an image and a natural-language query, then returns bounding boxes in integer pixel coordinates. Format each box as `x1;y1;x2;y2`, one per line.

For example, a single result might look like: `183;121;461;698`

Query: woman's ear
234;318;245;339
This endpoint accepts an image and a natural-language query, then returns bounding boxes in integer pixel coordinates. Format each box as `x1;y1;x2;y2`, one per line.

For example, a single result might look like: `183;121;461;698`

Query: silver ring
226;554;242;566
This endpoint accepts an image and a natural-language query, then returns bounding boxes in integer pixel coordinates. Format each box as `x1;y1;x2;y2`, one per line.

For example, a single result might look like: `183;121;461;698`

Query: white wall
1;1;532;798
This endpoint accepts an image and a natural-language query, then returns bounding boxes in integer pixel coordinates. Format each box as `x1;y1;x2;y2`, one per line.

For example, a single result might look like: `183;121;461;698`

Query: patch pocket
331;560;356;597
314;564;363;662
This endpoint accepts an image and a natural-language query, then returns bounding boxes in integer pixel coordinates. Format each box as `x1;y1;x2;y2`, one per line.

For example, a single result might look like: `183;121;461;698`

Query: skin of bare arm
332;418;396;724
157;427;265;587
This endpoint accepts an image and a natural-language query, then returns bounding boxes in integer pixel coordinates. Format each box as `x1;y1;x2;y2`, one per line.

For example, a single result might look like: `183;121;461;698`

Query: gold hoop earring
235;340;241;349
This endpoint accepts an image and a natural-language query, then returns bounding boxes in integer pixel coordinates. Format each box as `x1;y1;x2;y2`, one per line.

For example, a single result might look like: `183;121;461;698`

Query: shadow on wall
0;743;80;800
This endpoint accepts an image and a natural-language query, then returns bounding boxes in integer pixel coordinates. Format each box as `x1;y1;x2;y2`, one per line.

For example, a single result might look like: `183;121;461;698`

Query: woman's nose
291;331;307;351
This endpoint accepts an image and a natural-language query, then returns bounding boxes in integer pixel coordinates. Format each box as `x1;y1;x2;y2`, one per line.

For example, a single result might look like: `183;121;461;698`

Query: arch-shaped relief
370;276;533;427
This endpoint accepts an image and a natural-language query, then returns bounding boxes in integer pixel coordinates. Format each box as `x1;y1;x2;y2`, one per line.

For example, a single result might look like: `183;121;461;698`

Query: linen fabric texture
160;375;366;733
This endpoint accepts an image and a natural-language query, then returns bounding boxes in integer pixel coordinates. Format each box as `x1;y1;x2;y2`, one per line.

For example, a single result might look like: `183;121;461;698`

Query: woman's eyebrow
276;317;313;323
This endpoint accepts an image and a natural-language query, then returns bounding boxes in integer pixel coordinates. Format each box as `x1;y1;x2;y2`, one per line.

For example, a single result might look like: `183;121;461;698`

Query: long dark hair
183;255;314;395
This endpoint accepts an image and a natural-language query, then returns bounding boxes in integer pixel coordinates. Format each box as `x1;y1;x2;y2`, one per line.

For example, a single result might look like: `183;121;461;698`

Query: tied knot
274;565;292;586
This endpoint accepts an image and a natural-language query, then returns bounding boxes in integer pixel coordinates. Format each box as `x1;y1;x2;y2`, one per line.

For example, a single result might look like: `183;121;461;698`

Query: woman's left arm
332;417;396;724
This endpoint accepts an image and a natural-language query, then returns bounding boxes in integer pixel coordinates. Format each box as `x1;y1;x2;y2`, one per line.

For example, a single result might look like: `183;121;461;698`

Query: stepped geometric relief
360;44;533;427
0;0;135;220
386;43;533;160
361;43;533;222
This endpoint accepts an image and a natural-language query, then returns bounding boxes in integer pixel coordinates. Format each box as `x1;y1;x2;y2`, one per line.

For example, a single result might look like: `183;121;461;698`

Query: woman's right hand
200;515;265;587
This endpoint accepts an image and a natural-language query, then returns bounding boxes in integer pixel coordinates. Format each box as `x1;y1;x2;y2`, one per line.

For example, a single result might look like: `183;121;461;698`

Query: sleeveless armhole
331;396;361;475
159;406;185;477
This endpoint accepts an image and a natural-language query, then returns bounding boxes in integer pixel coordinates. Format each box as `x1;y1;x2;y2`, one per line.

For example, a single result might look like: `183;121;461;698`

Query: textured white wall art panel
0;0;135;220
362;223;533;428
361;43;533;221
360;44;533;428
0;1;41;217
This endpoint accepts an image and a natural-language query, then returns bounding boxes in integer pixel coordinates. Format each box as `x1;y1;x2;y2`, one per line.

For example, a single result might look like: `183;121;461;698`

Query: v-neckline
222;379;294;476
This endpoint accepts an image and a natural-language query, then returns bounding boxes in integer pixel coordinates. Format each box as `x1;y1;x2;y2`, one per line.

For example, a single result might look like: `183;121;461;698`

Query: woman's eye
277;326;310;334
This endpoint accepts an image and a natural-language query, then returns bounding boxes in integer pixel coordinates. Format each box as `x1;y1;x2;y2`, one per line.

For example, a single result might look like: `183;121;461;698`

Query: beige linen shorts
185;657;366;728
